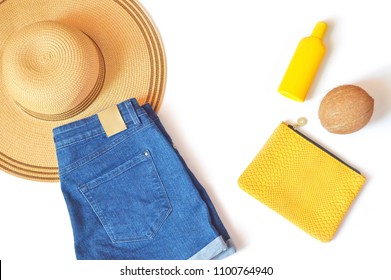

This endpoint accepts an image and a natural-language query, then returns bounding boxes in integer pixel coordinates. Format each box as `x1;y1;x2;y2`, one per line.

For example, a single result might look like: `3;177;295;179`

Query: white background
1;0;391;279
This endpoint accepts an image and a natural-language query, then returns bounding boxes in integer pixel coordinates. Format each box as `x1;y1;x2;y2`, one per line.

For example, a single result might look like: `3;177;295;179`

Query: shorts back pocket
79;149;172;243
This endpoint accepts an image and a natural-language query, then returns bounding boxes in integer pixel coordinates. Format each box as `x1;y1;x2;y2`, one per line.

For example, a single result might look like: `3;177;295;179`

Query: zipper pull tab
292;117;308;130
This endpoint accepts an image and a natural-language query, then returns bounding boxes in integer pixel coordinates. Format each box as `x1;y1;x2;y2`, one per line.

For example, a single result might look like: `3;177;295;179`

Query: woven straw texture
238;122;366;242
0;0;166;182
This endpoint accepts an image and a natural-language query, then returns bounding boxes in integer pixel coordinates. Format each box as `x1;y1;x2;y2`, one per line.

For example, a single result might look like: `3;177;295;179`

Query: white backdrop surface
1;0;391;279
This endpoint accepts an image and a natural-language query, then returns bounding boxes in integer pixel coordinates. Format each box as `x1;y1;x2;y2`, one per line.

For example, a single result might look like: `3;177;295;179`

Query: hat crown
2;21;104;121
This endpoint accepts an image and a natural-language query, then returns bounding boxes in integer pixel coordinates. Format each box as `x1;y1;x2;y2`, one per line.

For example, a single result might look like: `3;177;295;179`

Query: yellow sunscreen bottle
278;22;327;102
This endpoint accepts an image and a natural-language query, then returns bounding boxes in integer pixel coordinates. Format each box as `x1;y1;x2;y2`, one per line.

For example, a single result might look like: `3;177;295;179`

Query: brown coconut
318;85;374;134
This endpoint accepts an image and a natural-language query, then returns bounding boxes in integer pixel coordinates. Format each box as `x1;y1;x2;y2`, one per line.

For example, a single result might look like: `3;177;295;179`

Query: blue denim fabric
53;99;235;260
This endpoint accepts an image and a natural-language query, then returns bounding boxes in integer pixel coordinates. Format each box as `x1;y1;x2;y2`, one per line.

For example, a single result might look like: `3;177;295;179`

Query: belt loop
125;99;141;126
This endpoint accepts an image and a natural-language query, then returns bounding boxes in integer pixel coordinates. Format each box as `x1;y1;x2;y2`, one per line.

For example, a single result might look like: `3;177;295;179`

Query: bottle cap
311;22;327;39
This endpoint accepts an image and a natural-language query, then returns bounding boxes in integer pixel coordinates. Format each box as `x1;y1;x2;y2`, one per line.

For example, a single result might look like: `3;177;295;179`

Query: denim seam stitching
145;152;173;239
60;122;155;176
79;190;117;242
54;112;149;147
81;152;149;191
54;111;147;135
56;128;105;149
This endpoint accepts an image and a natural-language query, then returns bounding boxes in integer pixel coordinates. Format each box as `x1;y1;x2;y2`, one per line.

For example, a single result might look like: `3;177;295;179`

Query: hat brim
0;0;166;182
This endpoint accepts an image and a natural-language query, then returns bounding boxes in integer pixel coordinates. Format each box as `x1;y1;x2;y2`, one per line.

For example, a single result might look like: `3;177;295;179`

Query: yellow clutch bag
238;121;366;242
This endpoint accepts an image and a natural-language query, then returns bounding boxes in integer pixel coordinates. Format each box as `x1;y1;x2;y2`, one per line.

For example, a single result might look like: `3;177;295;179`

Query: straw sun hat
0;0;166;182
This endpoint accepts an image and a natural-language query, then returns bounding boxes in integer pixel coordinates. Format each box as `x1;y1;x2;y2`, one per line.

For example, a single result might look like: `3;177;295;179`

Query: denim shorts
53;99;235;260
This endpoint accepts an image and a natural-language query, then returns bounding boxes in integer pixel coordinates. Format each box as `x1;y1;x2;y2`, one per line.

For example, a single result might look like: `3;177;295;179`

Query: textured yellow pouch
238;122;366;242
